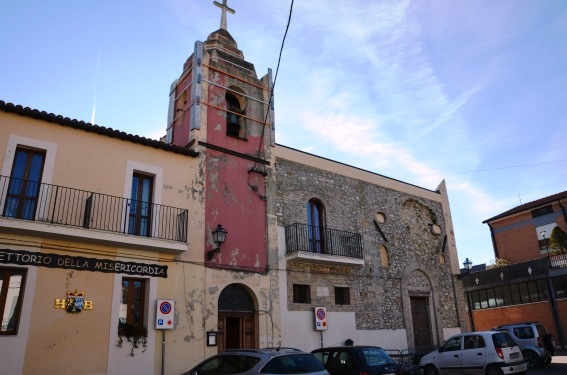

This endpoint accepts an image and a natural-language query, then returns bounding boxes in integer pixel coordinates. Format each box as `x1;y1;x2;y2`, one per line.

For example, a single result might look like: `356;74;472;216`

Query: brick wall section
489;202;567;263
472;302;559;341
495;222;540;263
276;158;460;332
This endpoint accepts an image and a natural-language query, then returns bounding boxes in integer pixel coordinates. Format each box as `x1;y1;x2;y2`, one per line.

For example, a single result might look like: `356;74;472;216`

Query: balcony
550;254;567;269
284;223;364;266
0;175;188;252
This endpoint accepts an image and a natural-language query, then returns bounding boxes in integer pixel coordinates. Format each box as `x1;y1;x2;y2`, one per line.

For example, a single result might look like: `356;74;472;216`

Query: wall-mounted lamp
458;257;473;280
207;224;228;260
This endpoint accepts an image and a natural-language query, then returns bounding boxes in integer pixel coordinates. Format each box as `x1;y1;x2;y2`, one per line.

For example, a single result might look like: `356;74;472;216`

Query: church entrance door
217;284;257;351
411;296;433;348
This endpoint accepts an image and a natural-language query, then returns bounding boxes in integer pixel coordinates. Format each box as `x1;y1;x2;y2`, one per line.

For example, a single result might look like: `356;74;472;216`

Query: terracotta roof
0;100;199;157
483;190;567;223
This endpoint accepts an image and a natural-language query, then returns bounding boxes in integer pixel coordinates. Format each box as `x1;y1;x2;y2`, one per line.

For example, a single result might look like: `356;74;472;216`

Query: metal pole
161;330;165;375
320;331;323;348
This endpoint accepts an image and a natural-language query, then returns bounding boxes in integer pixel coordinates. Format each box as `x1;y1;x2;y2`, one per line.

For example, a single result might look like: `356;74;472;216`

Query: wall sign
54;290;93;313
314;306;328;331
155;299;175;329
0;248;168;278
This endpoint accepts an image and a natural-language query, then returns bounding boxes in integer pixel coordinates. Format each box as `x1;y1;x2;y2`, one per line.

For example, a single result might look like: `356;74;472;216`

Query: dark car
182;348;329;375
311;346;401;375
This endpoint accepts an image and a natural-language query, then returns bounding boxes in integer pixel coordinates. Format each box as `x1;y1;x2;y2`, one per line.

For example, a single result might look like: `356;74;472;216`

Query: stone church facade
274;147;463;350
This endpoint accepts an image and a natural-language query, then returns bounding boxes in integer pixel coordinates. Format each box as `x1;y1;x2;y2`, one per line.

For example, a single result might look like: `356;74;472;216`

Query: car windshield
357;348;395;366
196;354;261;375
261;354;325;374
492;332;517;348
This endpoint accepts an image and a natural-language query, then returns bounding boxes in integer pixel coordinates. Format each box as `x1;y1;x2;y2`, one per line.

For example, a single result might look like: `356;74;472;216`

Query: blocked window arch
380;245;389;267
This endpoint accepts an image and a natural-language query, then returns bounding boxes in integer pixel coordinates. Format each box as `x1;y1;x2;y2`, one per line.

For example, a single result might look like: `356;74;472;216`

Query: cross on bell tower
213;0;235;31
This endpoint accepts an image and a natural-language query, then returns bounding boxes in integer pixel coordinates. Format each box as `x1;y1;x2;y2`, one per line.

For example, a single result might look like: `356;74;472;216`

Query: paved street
529;351;567;375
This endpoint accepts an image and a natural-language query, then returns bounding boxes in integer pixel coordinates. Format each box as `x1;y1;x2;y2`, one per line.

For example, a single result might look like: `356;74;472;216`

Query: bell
227;112;240;126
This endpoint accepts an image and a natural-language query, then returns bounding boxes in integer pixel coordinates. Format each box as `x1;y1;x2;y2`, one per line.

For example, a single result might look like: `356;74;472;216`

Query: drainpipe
557;199;567;254
487;222;499;259
546;276;566;349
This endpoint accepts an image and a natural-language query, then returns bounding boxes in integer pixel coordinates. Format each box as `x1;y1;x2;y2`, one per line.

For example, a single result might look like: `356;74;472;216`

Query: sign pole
320;331;323;349
161;330;165;375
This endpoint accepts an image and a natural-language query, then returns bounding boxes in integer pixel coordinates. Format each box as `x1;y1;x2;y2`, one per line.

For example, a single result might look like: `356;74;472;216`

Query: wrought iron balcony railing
0;175;188;242
284;223;363;259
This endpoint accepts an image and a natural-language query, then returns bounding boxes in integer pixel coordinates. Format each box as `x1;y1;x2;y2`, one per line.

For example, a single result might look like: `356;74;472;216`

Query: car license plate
510;352;519;359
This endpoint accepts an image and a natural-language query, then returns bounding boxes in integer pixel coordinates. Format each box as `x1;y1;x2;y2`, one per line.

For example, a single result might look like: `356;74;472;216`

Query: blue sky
1;0;566;267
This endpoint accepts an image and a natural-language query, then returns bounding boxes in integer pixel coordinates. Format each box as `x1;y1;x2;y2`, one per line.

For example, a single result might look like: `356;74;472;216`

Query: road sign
314;306;327;331
155;299;175;330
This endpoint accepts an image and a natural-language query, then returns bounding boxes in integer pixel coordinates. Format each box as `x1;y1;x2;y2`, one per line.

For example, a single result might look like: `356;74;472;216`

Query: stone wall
276;157;460;339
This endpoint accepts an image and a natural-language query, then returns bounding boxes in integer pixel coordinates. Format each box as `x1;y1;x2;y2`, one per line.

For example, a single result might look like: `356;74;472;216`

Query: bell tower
165;1;275;271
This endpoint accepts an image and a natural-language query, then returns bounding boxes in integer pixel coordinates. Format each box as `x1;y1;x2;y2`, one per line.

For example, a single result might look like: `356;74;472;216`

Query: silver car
419;331;527;375
182;348;330;375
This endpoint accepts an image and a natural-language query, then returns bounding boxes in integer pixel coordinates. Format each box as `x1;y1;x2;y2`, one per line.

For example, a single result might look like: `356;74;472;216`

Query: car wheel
522;351;540;369
541;356;552;367
485;365;503;375
423;365;439;375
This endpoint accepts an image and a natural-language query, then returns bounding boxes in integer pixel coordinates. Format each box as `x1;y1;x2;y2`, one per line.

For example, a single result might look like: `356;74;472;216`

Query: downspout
557;199;567;254
487;222;499;259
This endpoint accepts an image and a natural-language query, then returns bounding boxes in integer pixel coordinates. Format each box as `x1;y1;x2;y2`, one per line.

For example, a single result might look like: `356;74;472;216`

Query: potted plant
117;321;148;356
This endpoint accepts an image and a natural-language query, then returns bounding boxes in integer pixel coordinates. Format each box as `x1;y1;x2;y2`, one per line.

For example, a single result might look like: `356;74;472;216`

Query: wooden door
411;296;433;348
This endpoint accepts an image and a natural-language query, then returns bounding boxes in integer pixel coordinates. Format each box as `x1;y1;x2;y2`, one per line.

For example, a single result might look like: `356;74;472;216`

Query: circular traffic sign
316;308;326;320
160;301;172;314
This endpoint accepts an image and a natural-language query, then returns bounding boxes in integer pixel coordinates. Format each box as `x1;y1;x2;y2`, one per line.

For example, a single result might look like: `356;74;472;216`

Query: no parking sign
314;306;327;331
155;299;175;330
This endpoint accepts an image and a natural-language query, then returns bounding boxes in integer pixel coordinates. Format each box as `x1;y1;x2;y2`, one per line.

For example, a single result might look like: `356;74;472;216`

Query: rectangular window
494;287;504;307
518;283;530;303
334;287;350;305
536;279;549;301
553;276;566;299
532;205;553;218
293;284;311;304
471;291;481;310
479;290;488;309
128;173;153;237
502;285;513;306
3;147;45;220
487;288;496;308
0;267;26;335
120;278;146;326
510;284;521;305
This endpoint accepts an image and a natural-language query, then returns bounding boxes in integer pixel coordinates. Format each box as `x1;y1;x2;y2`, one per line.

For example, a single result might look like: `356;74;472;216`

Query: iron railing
0;175;188;242
284;223;363;259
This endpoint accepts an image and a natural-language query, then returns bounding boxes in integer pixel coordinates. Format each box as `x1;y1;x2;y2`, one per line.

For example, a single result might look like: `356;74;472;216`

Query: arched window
307;198;326;253
226;92;241;137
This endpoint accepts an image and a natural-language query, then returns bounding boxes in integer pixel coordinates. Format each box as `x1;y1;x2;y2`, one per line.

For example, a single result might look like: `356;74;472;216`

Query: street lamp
540;230;550;258
458;258;473;280
207;224;228;260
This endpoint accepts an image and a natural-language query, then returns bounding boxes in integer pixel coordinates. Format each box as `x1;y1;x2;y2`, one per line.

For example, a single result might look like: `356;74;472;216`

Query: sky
1;0;566;267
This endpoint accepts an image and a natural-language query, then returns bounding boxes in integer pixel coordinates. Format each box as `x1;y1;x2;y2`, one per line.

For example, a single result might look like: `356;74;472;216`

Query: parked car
182;347;329;375
311;346;402;375
419;331;527;375
491;322;556;369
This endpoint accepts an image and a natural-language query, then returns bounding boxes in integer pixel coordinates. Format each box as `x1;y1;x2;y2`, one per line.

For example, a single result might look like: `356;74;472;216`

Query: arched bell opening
225;90;246;138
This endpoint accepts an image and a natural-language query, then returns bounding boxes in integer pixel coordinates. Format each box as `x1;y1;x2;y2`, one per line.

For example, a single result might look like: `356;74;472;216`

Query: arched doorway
218;284;258;351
